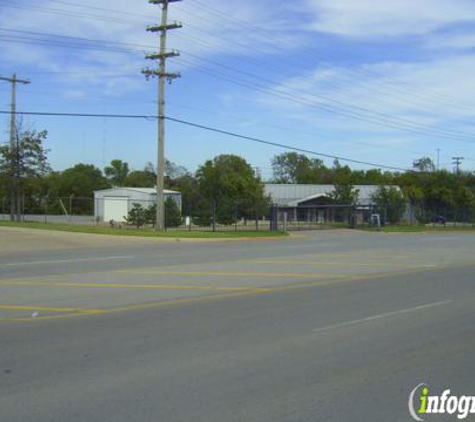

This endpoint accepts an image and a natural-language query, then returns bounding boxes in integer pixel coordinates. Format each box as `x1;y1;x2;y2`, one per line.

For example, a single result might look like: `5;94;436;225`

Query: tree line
1;128;474;224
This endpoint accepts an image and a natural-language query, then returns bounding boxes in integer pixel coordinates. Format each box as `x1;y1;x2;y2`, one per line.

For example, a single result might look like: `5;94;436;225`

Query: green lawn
0;221;287;239
360;224;475;233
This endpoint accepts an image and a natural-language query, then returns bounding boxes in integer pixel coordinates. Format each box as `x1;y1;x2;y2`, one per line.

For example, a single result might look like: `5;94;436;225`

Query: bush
125;203;146;228
165;197;182;228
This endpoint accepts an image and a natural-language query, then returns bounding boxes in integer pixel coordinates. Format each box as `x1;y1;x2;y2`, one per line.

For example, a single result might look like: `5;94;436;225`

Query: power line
2;28;475;144
0;80;437;157
163;117;413;172
0;110;156;119
175;54;475;142
4;0;474;114
186;0;475;111
175;56;475;144
0;109;413;171
6;27;475;143
166;100;431;157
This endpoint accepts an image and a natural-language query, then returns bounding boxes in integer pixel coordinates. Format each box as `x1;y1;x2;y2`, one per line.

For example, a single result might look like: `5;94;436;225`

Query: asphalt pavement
0;227;474;421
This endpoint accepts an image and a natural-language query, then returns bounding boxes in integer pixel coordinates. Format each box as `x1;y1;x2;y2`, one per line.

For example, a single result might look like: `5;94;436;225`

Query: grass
0;221;288;239
360;224;475;233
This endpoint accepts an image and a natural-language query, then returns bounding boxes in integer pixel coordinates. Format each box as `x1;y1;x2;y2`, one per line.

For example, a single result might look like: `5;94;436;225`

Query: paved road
0;227;474;421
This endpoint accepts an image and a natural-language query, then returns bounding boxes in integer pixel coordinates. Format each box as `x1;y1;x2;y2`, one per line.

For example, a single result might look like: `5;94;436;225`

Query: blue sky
2;0;475;179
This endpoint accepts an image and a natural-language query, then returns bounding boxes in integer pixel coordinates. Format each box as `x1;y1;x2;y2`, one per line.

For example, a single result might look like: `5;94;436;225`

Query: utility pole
436;148;440;171
452;156;464;176
143;0;182;230
0;74;30;221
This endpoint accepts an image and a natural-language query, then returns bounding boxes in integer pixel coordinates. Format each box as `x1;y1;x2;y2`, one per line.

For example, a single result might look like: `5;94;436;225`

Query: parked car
432;215;446;224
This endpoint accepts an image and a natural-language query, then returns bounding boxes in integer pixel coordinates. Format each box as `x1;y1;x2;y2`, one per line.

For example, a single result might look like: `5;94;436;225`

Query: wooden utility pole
0;74;30;221
143;0;181;230
452;156;464;176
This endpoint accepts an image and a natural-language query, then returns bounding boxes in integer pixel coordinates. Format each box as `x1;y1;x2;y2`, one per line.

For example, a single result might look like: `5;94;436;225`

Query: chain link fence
0;196;272;232
3;196;475;231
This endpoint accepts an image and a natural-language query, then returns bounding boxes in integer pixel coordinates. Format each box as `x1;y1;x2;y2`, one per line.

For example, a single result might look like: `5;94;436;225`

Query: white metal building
94;187;182;222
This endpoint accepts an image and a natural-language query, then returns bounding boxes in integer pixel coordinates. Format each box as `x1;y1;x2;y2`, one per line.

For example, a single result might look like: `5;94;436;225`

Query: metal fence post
212;200;216;232
234;204;237;232
164;198;167;231
269;205;276;231
69;195;73;225
21;193;25;222
188;203;192;231
44;197;47;224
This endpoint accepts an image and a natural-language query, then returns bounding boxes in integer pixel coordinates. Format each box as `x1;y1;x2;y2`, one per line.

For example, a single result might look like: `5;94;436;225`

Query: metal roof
264;184;399;206
94;187;180;195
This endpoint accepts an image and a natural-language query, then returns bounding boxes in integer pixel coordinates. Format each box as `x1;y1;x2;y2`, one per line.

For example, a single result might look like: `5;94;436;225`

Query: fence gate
270;204;369;231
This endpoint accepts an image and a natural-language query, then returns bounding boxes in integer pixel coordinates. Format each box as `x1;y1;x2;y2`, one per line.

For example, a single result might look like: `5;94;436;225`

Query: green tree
271;152;327;183
125;171;155;187
413;157;435;173
165;159;188;181
196;154;269;226
166;174;197;216
453;185;475;223
403;185;424;224
142;198;182;228
165;197;182;228
0;129;50;221
44;164;110;215
144;203;155;226
328;167;359;224
104;159;129;186
125;203;146;228
371;186;406;224
51;164;110;198
329;163;360;205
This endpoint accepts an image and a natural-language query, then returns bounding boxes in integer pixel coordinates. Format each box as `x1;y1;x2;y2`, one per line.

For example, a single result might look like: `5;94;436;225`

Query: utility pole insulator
147;22;182;32
142;69;181;82
145;51;180;60
149;0;182;4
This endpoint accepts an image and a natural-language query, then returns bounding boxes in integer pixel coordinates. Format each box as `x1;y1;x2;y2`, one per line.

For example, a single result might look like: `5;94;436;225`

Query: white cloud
305;0;475;37
0;0;304;97
255;52;475;154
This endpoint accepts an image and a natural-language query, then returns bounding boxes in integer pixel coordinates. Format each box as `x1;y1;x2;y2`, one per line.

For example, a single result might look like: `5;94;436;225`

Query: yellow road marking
0;281;268;292
249;260;419;268
105;290;266;314
0;264;469;324
0;305;105;314
117;270;342;279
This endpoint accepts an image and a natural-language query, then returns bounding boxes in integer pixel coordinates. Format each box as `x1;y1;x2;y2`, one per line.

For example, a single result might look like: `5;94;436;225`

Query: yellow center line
116;270;343;279
249;260;421;268
1;264;467;324
0;305;106;314
105;290;266;314
0;280;268;292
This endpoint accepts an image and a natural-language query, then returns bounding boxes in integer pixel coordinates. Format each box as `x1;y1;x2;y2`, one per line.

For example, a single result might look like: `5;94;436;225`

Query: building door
103;197;128;222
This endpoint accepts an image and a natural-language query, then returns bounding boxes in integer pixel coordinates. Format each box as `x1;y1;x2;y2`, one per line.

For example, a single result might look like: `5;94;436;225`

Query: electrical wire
2;27;474;144
0;109;413;171
4;0;474;113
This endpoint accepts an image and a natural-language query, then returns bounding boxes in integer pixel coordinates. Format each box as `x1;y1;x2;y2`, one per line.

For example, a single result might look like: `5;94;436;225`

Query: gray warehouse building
264;184;405;224
264;184;388;207
94;187;182;222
